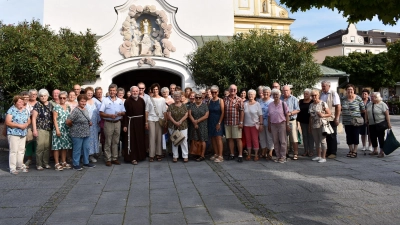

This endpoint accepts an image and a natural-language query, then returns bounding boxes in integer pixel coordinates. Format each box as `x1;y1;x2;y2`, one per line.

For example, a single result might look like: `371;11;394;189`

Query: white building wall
43;0;234;36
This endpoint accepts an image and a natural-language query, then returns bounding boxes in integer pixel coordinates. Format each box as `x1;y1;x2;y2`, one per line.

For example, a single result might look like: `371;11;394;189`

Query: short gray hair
59;91;68;97
372;92;383;102
29;89;37;95
321;80;331;86
130;86;139;91
173;91;182;97
304;88;312;94
38;89;49;97
271;88;281;96
248;89;256;95
210;85;219;91
161;87;169;94
109;83;118;90
257;85;265;91
117;87;125;94
262;86;271;92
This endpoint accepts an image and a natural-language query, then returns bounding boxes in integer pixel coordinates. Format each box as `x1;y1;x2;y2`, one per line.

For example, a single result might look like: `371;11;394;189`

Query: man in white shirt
138;82;150;105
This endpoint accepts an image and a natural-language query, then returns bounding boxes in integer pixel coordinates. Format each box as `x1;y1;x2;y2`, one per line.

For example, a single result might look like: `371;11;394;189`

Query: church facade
43;0;293;91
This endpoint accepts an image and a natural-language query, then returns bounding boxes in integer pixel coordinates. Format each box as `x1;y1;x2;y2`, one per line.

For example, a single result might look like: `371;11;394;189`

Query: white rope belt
127;115;144;154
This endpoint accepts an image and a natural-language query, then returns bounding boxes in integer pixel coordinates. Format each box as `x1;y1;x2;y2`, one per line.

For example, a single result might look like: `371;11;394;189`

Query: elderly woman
365;92;392;157
309;90;331;163
257;86;264;100
145;83;167;162
32;89;54;170
66;90;78;111
268;88;289;163
341;84;365;158
189;92;209;161
258;87;274;160
24;89;37;167
52;91;72;170
66;94;95;170
360;89;372;152
161;87;175;106
161;87;174;155
298;88;314;157
167;91;189;162
243;89;263;161
5;95;31;174
208;85;225;163
85;87;101;163
117;87;126;102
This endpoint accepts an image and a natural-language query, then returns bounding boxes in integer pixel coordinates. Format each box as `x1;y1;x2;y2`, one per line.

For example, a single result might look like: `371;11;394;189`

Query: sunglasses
311;95;317;97
211;92;218;94
195;97;202;99
139;88;145;90
60;97;67;100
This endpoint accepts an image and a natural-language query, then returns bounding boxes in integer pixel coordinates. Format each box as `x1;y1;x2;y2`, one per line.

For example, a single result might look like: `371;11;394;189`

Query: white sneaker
368;146;373;151
312;157;321;161
89;156;97;163
361;146;366;151
318;158;327;163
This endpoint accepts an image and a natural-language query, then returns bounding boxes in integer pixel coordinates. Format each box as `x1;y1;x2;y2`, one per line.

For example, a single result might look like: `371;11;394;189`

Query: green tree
186;30;321;96
0;20;102;102
322;52;396;89
280;0;400;25
387;40;400;80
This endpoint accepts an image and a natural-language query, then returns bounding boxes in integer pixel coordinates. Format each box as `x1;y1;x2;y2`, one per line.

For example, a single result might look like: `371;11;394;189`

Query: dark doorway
112;69;181;95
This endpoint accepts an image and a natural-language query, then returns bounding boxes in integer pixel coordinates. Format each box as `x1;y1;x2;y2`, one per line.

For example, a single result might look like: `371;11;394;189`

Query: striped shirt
224;95;244;126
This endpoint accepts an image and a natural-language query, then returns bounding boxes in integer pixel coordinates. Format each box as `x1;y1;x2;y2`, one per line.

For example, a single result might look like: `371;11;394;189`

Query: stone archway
112;69;182;94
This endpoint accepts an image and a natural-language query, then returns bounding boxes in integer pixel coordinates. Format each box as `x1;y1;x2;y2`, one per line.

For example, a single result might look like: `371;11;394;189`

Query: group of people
3;80;393;174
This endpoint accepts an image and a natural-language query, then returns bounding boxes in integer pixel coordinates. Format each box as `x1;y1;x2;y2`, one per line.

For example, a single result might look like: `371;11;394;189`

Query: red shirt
224;95;244;126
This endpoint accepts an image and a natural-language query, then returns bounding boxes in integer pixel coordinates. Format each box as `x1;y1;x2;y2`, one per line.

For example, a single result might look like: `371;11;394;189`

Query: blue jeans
71;137;90;166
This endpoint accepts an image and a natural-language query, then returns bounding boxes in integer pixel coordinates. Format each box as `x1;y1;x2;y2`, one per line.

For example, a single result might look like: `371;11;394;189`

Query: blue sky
1;0;400;42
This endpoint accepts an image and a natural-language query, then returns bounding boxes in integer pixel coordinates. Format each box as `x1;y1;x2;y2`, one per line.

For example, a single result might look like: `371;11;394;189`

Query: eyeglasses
39;95;47;97
60;97;67;100
139;88;145;90
211;92;218;94
311;95;317;97
195;97;202;99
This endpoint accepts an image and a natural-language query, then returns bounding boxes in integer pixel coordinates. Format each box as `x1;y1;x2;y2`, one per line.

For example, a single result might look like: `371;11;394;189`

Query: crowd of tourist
3;80;393;174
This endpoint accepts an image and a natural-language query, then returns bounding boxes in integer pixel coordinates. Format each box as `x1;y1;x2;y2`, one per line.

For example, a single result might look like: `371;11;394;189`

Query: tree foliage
322;52;397;89
0;20;102;101
186;30;321;96
387;40;400;80
280;0;400;25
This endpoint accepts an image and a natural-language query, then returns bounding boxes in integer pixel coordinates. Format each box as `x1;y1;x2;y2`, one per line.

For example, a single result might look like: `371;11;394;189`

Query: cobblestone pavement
0;116;400;224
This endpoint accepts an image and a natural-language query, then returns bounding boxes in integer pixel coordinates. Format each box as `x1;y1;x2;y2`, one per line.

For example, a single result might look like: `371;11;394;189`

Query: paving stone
178;192;204;208
45;203;95;223
87;213;124;225
93;191;128;214
124;206;149;224
183;206;212;224
150;195;182;214
0;218;29;225
151;212;186;225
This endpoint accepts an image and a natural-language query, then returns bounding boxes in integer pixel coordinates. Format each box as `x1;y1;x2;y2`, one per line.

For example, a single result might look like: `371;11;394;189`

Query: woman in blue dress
208;85;225;163
85;87;100;162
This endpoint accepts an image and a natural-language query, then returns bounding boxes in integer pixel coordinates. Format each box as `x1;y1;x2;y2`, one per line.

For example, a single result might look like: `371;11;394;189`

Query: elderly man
138;82;150;105
50;89;60;106
99;84;126;166
122;86;146;165
93;87;103;107
224;84;245;162
169;83;176;96
281;85;300;160
272;82;280;90
320;81;341;159
73;84;81;97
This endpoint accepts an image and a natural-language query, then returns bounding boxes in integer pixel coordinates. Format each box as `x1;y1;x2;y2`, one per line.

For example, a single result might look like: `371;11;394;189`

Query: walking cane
364;124;369;156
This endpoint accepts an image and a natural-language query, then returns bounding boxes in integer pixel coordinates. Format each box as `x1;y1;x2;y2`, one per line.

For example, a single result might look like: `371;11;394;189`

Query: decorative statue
131;40;139;57
141;19;151;34
140;35;153;55
119;41;132;58
262;1;268;13
153;42;163;56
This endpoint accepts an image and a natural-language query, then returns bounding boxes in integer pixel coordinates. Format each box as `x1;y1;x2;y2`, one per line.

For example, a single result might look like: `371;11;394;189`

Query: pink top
267;101;289;124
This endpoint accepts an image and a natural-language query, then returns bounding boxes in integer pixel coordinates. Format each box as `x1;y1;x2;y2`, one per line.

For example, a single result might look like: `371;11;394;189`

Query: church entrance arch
112;69;182;94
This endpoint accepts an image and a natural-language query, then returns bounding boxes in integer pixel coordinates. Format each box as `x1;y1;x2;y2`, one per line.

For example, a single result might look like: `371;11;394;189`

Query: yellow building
234;0;294;33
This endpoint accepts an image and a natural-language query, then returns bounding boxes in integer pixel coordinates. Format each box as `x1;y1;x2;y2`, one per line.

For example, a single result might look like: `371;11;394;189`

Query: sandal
254;156;259;161
246;155;251;161
183;158;188;163
173;158;178;163
377;153;385;158
266;155;272;160
369;151;378;156
156;155;162;161
346;151;352;157
62;162;71;169
301;152;308;157
214;156;224;163
350;152;358;158
210;154;218;161
308;152;314;157
293;155;298;160
149;157;154;162
132;160;138;165
196;156;205;162
55;163;63;171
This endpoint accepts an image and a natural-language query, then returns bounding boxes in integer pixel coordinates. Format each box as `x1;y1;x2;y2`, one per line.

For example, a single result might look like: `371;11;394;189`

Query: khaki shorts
225;125;242;139
288;120;298;143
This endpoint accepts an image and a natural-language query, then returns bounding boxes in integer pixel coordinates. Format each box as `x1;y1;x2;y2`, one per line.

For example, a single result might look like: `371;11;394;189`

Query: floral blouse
6;105;30;136
309;101;329;129
167;104;188;130
67;107;91;138
33;101;53;131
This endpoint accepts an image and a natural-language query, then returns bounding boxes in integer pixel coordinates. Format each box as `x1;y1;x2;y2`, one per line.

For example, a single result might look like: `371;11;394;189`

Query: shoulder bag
321;102;334;136
349;99;364;126
189;128;202;156
372;103;388;131
150;97;166;127
170;126;185;147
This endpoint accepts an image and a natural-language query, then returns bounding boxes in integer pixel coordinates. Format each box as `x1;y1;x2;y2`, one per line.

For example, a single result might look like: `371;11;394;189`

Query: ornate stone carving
137;57;156;67
119;4;176;59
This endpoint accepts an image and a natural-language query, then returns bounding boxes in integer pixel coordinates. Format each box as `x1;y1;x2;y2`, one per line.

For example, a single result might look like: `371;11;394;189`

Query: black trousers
326;121;337;155
369;124;385;149
344;125;360;145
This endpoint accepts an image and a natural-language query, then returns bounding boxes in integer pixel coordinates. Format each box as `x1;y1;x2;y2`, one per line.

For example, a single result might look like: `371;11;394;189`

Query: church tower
233;0;294;33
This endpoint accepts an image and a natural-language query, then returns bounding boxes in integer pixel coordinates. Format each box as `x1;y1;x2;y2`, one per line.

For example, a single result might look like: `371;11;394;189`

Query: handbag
26;127;34;142
321;119;334;136
150;97;166;127
189;129;202;156
372;103;388;131
170;127;185;146
351;116;364;126
383;129;400;155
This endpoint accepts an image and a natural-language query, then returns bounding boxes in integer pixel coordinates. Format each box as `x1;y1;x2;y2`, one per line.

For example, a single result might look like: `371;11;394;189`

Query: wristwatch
240;122;243;124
